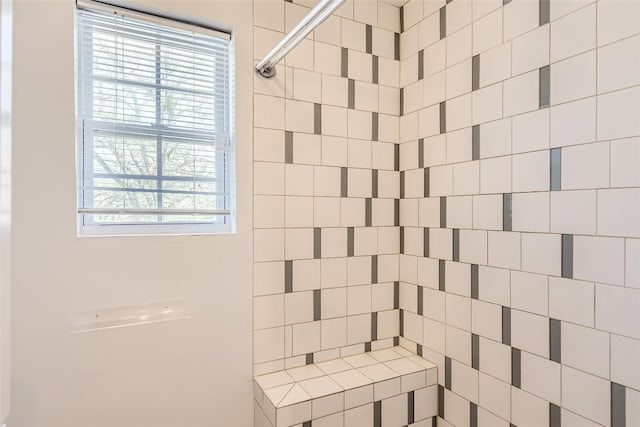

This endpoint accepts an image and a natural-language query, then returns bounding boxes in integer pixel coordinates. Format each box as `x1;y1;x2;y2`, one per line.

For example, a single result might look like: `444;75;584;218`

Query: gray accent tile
394;33;400;60
439;259;446;291
371;254;378;284
417;344;423;357
303;421;311;427
285;131;293;164
418;138;425;168
470;403;478;427
394;281;399;309
417;286;424;315
372;112;379;141
400;171;405;199
439;7;446;39
550;318;561;363
341;167;348;197
365;198;372;227
549;403;561;427
445;356;452;389
502;306;511;345
374;400;382;427
612;382;626;427
453;228;460;262
472;125;480;161
418;50;424;80
472;333;479;370
400;88;404;116
348;79;355;109
432;417;437;427
512;348;521;388
472;54;480;91
424;228;430;257
394;144;400;171
400;226;405;254
439;101;446;133
366;24;372;54
562;234;573;279
365;341;372;352
314;227;321;259
371;311;378;341
471;264;479;299
438;386;445;418
314;103;321;135
540;0;550;26
503;193;512;231
440;197;447;228
372;55;379;84
341;47;348;78
285;260;293;293
551;147;562;191
372;169;379;198
394;336;399;346
539;65;550;108
408;390;415;424
394;199;400;226
399;309;404;336
503;0;512;4
399;6;404;33
305;354;313;365
424;167;430;197
347;227;355;257
313;289;321;321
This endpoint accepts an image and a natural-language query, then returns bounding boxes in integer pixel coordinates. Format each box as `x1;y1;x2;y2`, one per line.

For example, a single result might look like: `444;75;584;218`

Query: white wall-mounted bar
256;0;345;78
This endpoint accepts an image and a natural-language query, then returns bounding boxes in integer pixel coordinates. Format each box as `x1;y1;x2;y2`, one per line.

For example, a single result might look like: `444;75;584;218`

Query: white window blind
75;4;234;235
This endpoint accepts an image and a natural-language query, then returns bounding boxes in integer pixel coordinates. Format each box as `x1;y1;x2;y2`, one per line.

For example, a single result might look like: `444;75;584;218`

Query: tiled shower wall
397;0;640;426
252;0;404;376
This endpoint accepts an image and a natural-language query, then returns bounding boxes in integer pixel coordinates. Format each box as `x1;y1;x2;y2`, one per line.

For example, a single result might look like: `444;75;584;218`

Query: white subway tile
511;310;549;358
479;337;511;382
446;0;473;35
446;293;472;331
446;59;472;99
473;8;503;55
512;150;550;192
562;322;610;379
511;271;548;316
479;43;511;88
453;161;480;195
480;156;512;194
479;373;511;421
472;83;503;125
511;388;549;427
574;235;625;285
550;190;597;235
480;118;512;158
446;127;473;164
596;284;640;339
611;137;640;188
597;0;640;46
503;0;539;41
611;334;640;390
418;11;440;50
562;141;609;190
512;25;550;75
550;50;596;105
285;196;314;228
512;109;550;154
597;86;640;141
521;233;561;276
446;325;472;365
473;194;504;231
472;299;502;341
598;188;640;238
479;265;511;306
520;351;561;404
627;239;640;289
549;277;594;327
598;35;640;94
446;93;472;131
255;229;285;263
460;229;488;265
512;192;550;232
488;231;521;270
561;366;610;426
550;4;596;62
503;71;539;117
550;97;596;147
446;25;472;67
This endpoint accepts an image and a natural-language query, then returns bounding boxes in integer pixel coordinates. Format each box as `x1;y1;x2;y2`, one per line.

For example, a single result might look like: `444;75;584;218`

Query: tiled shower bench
253;346;438;427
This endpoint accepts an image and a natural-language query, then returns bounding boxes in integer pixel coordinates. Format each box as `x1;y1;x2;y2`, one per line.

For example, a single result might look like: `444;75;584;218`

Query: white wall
8;1;253;426
0;0;12;422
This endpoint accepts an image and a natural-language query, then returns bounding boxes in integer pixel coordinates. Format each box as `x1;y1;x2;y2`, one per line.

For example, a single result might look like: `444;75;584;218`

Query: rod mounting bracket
257;66;276;78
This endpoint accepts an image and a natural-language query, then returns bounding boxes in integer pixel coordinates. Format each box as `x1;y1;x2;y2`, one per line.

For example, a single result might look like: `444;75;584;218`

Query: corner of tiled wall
396;0;640;426
252;0;405;379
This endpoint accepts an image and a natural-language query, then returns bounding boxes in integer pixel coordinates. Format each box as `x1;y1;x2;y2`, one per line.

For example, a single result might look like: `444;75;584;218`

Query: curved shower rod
256;0;346;78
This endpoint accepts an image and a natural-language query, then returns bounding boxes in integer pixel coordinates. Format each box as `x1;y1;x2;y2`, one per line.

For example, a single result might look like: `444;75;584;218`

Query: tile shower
251;0;640;426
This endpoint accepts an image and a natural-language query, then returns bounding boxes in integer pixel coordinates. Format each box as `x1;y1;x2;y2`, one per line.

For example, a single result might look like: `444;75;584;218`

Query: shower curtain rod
255;0;346;78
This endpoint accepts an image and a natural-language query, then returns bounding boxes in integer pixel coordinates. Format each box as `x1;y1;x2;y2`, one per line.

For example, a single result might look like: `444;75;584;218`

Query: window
75;3;234;235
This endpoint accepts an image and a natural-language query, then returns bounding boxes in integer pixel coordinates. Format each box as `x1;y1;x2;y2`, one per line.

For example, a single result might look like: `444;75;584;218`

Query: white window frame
75;1;235;237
